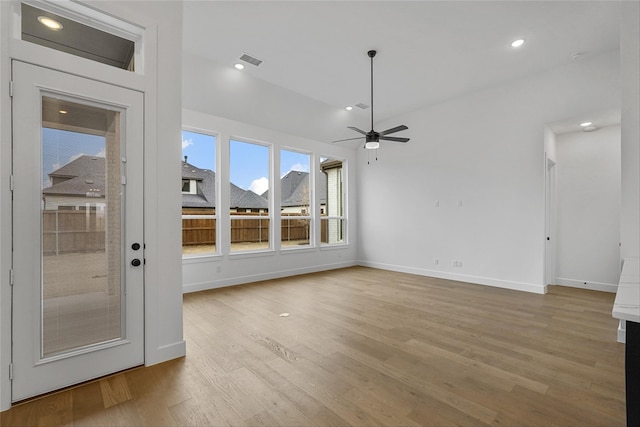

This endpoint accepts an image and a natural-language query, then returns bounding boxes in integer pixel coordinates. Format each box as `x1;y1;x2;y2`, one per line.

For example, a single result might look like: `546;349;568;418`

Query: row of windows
181;130;346;257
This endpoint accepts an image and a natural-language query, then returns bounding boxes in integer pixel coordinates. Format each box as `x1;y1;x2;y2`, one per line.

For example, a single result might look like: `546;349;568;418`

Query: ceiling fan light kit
333;50;410;155
365;141;380;150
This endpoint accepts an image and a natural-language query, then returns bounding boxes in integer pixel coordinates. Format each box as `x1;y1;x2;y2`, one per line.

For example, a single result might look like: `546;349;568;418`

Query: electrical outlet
434;258;439;265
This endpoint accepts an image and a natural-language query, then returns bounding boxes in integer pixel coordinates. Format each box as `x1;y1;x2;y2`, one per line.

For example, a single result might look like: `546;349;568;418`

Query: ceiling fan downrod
331;49;410;148
368;50;376;133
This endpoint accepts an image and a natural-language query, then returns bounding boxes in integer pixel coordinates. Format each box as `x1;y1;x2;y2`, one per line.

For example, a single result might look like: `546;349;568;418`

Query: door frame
545;154;557;287
2;1;188;413
0;1;164;411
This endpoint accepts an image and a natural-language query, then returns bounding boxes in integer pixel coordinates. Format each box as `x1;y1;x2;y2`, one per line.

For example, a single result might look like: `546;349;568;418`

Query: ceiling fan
333;50;410;150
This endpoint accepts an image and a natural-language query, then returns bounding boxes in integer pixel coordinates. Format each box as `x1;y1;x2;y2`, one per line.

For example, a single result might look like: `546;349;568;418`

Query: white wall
620;1;640;260
555;126;621;291
357;51;620;294
181;109;358;293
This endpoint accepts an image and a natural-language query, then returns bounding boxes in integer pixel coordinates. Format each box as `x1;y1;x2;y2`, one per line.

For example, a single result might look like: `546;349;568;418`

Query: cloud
281;162;310;178
182;138;194;150
249;177;269;195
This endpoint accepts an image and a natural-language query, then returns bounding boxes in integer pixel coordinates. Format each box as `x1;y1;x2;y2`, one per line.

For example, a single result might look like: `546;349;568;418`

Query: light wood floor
1;266;626;426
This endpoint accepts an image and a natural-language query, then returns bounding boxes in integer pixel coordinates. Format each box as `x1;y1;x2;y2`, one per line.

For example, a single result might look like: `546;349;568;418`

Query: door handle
131;258;141;267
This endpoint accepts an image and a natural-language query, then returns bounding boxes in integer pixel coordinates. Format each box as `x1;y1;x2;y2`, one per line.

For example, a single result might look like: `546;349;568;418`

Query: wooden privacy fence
182;211;314;246
43;210;105;255
182;208;216;246
42;210;325;252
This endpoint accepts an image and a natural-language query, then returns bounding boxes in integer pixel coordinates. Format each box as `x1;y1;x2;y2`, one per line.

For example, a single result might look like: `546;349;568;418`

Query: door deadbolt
131;242;141;251
131;258;141;267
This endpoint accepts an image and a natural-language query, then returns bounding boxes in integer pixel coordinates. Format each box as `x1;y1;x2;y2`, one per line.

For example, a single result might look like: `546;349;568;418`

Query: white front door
11;61;144;401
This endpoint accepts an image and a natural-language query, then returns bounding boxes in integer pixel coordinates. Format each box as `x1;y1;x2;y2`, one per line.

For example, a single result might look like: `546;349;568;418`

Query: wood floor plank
99;374;132;409
1;266;625;426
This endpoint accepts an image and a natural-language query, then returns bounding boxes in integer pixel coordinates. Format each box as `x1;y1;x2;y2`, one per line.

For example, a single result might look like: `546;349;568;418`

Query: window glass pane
321;218;345;245
181;131;216;256
21;4;136;72
230;140;270;252
280;150;311;247
282;217;311;247
231;216;270;251
320;157;344;244
41;98;121;357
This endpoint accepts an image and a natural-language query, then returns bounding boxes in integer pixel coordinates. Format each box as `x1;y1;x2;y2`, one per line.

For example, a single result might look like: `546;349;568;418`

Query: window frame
279;148;314;251
228;137;273;254
319;156;347;247
181;127;219;258
15;0;145;74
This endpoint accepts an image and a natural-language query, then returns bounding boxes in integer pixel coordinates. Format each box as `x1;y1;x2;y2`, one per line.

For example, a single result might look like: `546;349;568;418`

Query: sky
182;131;310;195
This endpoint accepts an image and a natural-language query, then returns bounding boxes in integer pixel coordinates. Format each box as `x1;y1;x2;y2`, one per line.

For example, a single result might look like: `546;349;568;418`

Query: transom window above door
20;2;140;72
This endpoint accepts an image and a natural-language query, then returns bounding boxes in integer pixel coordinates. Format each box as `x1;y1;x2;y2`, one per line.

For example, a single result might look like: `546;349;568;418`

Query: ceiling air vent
239;53;262;67
355;103;369;110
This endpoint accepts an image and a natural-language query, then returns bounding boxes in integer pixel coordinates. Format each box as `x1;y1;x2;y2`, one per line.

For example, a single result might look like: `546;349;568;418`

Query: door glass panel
41;96;123;358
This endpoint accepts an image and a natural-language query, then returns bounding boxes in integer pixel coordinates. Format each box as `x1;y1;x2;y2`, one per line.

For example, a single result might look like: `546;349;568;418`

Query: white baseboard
182;261;357;294
554;277;617;293
358;261;546;294
617;320;626;344
146;340;186;366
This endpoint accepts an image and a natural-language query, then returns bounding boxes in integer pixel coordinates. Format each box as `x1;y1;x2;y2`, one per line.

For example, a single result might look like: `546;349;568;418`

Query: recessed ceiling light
511;39;525;48
37;16;63;31
580;122;593;127
234;63;245;70
345;106;353;111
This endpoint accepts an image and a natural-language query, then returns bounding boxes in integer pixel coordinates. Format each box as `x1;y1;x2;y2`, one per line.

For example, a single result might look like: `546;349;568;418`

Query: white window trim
16;0;145;74
181;128;218;258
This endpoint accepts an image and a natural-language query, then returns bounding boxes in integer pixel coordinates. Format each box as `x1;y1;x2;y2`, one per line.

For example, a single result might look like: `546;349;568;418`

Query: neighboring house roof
43;155;106;197
44;157;324;210
230;183;268;209
182;161;215;209
263;170;327;207
182;160;268;209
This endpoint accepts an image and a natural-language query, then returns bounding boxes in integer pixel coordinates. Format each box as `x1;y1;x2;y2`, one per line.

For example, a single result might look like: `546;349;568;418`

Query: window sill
280;245;316;255
229;249;275;260
320;243;349;251
182;253;222;264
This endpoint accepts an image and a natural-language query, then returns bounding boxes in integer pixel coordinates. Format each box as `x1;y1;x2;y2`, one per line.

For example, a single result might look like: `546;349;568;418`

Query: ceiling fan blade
332;136;365;143
380;136;410;143
347;126;367;135
379;125;408;136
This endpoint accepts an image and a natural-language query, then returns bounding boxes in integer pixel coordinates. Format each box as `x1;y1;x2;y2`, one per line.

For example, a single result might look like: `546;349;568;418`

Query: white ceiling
183;1;622;126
